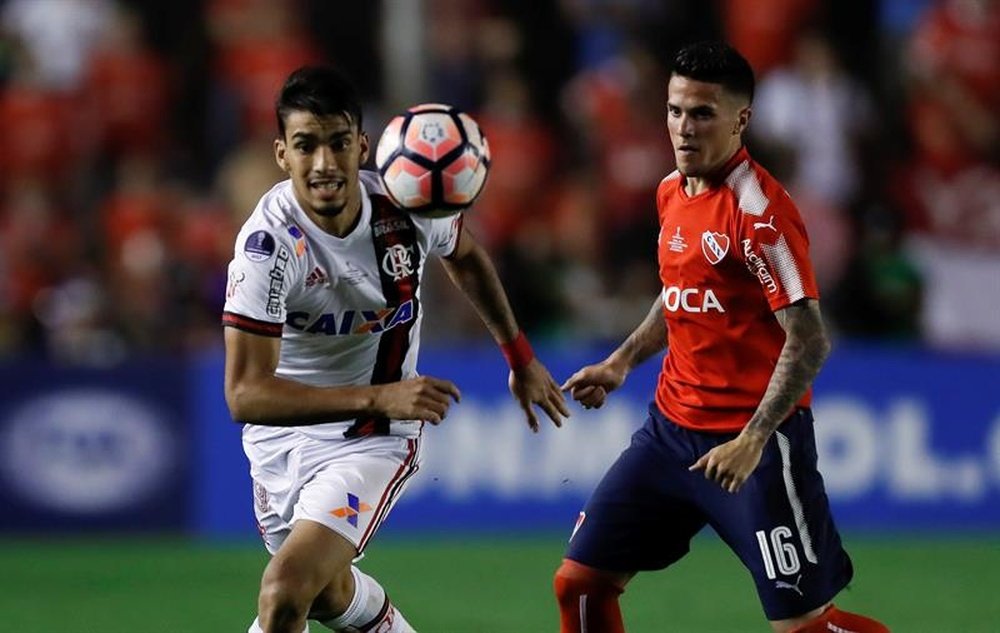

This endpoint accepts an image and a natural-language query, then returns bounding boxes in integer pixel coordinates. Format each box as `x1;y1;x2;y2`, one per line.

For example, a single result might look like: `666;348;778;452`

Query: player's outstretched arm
438;227;569;431
690;298;830;492
562;295;667;409
224;327;460;425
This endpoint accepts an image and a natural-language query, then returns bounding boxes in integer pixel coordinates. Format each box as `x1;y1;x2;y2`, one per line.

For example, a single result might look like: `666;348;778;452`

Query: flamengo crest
701;231;730;265
381;244;415;280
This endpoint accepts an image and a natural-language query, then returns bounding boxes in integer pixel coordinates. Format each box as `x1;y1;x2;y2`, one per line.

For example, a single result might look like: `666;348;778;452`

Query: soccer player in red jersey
555;42;889;633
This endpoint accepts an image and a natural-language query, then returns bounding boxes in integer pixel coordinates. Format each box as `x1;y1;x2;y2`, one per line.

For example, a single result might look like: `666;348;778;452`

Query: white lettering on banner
400;395;1000;505
810;398;881;497
0;390;174;513
988;410;1000;485
886;400;985;500
813;397;992;501
406;400;634;499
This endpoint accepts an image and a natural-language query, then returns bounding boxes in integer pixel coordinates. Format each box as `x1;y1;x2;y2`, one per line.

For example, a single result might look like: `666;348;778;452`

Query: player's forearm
743;302;830;442
440;243;520;343
226;375;378;425
608;296;667;373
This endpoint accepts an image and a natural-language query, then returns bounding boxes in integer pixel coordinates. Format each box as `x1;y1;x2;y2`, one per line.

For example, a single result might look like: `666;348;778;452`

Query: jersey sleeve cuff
222;311;284;337
443;214;464;259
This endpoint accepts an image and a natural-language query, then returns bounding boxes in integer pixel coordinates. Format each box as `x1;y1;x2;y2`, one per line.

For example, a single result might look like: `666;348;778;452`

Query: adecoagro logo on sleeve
0;390;176;514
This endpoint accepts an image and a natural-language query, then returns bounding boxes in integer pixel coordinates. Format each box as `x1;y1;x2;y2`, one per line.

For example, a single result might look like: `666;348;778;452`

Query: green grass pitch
2;534;998;632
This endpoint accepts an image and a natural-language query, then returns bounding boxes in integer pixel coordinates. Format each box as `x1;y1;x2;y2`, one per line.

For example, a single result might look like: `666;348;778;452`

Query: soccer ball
374;103;491;217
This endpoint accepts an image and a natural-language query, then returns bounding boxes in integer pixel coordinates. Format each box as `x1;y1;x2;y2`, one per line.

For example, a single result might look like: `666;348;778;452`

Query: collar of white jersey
286;178;372;245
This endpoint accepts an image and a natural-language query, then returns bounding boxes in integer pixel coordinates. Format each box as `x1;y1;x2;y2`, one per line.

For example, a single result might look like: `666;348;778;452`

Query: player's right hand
374;376;461;424
560;360;628;410
508;358;570;433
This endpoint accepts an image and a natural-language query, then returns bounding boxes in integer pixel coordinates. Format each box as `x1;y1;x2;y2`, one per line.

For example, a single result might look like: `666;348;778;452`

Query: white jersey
223;171;462;442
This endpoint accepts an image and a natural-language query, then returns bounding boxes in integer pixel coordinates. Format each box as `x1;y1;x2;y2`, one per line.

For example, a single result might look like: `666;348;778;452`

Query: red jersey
654;147;819;433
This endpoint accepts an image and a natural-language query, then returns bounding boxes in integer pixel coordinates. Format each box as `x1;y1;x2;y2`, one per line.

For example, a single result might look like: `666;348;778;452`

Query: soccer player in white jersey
223;66;570;633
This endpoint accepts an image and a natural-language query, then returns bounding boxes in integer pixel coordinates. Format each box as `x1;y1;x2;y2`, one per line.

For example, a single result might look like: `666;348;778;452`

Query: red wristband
500;331;534;370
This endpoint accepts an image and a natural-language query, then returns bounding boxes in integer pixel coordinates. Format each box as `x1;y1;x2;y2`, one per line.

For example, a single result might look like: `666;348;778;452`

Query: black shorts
565;404;853;620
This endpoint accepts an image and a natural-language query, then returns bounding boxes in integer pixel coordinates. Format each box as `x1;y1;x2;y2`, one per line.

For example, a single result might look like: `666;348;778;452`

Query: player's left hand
688;432;767;493
509;359;570;433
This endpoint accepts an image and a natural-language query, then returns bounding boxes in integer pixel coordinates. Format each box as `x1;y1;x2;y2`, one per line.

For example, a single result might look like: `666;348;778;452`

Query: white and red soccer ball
374;103;491;217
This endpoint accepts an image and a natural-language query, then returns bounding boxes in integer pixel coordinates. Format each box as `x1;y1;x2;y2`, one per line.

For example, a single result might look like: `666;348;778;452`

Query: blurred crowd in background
0;0;997;365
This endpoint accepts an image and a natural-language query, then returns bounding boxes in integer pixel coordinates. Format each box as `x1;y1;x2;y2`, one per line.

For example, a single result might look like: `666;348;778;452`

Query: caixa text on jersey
285;300;414;335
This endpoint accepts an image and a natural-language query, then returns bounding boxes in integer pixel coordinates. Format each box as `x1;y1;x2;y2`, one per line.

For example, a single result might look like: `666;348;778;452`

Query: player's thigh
244;428;301;555
566;418;708;573
295;434;422;555
708;410;853;621
246;432;422;556
263;517;358;600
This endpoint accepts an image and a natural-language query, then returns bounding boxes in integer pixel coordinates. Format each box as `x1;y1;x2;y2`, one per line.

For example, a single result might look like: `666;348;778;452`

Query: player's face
275;110;370;228
666;75;750;179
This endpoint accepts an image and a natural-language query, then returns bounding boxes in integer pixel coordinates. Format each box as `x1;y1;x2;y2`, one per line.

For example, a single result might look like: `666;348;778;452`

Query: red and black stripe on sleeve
222;311;284;337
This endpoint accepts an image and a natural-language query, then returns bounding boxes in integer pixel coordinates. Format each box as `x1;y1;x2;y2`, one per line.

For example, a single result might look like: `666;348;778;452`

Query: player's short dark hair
671;41;755;103
276;66;364;138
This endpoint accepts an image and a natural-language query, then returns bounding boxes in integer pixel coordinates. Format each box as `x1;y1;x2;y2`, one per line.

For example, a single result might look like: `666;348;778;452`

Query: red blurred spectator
907;0;999;169
890;0;1000;348
561;46;673;264
99;156;186;350
0;73;88;188
721;0;820;76
173;195;236;272
208;0;323;140
895;0;1000;248
83;6;171;158
101;158;171;261
0;179;82;317
471;69;560;251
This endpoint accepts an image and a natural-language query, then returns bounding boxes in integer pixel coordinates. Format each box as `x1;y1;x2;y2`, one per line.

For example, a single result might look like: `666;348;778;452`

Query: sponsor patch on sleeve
287;225;307;257
243;230;276;262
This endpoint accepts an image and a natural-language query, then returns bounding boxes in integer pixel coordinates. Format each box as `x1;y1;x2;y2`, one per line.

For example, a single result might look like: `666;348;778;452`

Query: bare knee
260;555;350;630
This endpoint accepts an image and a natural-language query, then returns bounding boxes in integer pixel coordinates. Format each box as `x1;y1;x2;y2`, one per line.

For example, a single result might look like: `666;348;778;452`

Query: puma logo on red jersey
753;215;777;232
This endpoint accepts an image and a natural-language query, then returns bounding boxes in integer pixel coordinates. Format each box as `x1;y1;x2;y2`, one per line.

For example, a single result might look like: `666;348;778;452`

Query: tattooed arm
689;298;830;492
561;295;667;410
744;299;831;442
